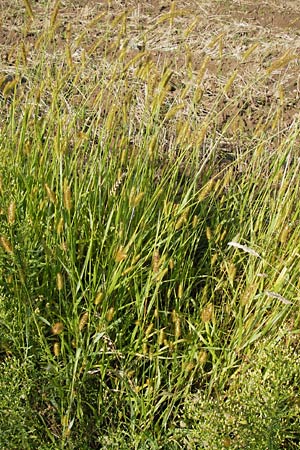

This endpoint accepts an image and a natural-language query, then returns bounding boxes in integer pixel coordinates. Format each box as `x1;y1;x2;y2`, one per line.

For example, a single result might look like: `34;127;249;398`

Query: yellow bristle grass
174;319;181;338
242;43;259;61
208;32;225;49
211;253;218;266
7;201;16;225
206;227;212;241
198;350;208;365
45;184;57;204
224;71;238;95
3;78;18;96
198;178;214;201
115;246;128;262
57;272;64;291
196;122;208;147
228;262;237;285
175;208;189;230
177;282;183;299
192;215;198;229
106;307;115;322
158;328;165;346
0;236;13;254
130;192;145;208
267;51;296;75
171;309;178;323
184;361;195;372
152;249;160;273
241;284;257;306
22;0;34;19
53;342;60;357
280;225;290;244
50;0;60;27
51;322;64;335
63;182;72;212
57;217;64;234
79;312;89;331
94;291;104;305
164;103;185;121
183;18;199;38
145;323;154;337
201;303;213;323
156;267;168;282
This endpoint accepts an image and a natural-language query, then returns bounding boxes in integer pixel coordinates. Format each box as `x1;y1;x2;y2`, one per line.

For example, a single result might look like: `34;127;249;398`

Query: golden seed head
169;258;174;270
280;224;290;244
145;323;154;337
94;291;104;305
53;342;60;357
211;253;218;266
185;361;195;372
198;350;208;365
63;182;72;212
228;262;237;284
174;319;181;338
45;184;57;204
201;303;214;323
198;179;214;202
56;272;64;291
171;309;178;323
51;322;64;335
154;308;159;318
0;236;13;254
158;328;165;346
152;249;160;273
142;342;148;354
106;307;115;322
79;311;89;331
177;282;183;299
7;201;16;225
206;227;212;241
130;192;145;208
115;246;128;262
192;215;198;229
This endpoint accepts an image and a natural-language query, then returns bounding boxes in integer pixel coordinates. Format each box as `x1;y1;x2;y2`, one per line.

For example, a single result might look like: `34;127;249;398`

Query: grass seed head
79;312;89;331
94;291;104;305
152;249;160;273
57;217;64;234
115;246;128;262
57;272;64;291
198;350;208;365
201;303;214;323
63;183;72;212
0;236;13;254
174;319;181;338
178;282;183;299
53;342;60;357
158;328;165;345
45;184;57;204
106;307;115;322
51;322;64;335
7;201;16;225
145;323;154;337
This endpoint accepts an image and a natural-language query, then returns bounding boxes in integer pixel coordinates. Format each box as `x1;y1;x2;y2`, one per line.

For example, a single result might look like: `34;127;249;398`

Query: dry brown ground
0;0;299;140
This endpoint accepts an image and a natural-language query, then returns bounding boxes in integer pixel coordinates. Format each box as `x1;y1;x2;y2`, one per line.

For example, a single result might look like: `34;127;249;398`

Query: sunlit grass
0;2;300;449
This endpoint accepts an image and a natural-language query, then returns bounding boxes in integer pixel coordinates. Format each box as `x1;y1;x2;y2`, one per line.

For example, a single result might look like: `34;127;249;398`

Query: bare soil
0;0;299;135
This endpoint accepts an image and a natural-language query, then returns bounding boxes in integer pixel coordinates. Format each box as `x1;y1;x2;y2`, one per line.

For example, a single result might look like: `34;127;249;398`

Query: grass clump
0;1;300;448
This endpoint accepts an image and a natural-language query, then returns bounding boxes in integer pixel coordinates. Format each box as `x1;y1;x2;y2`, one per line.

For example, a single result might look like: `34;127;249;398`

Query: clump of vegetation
0;0;300;448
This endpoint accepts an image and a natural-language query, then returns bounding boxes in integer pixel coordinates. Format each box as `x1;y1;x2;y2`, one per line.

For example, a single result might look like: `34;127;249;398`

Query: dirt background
0;0;299;135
